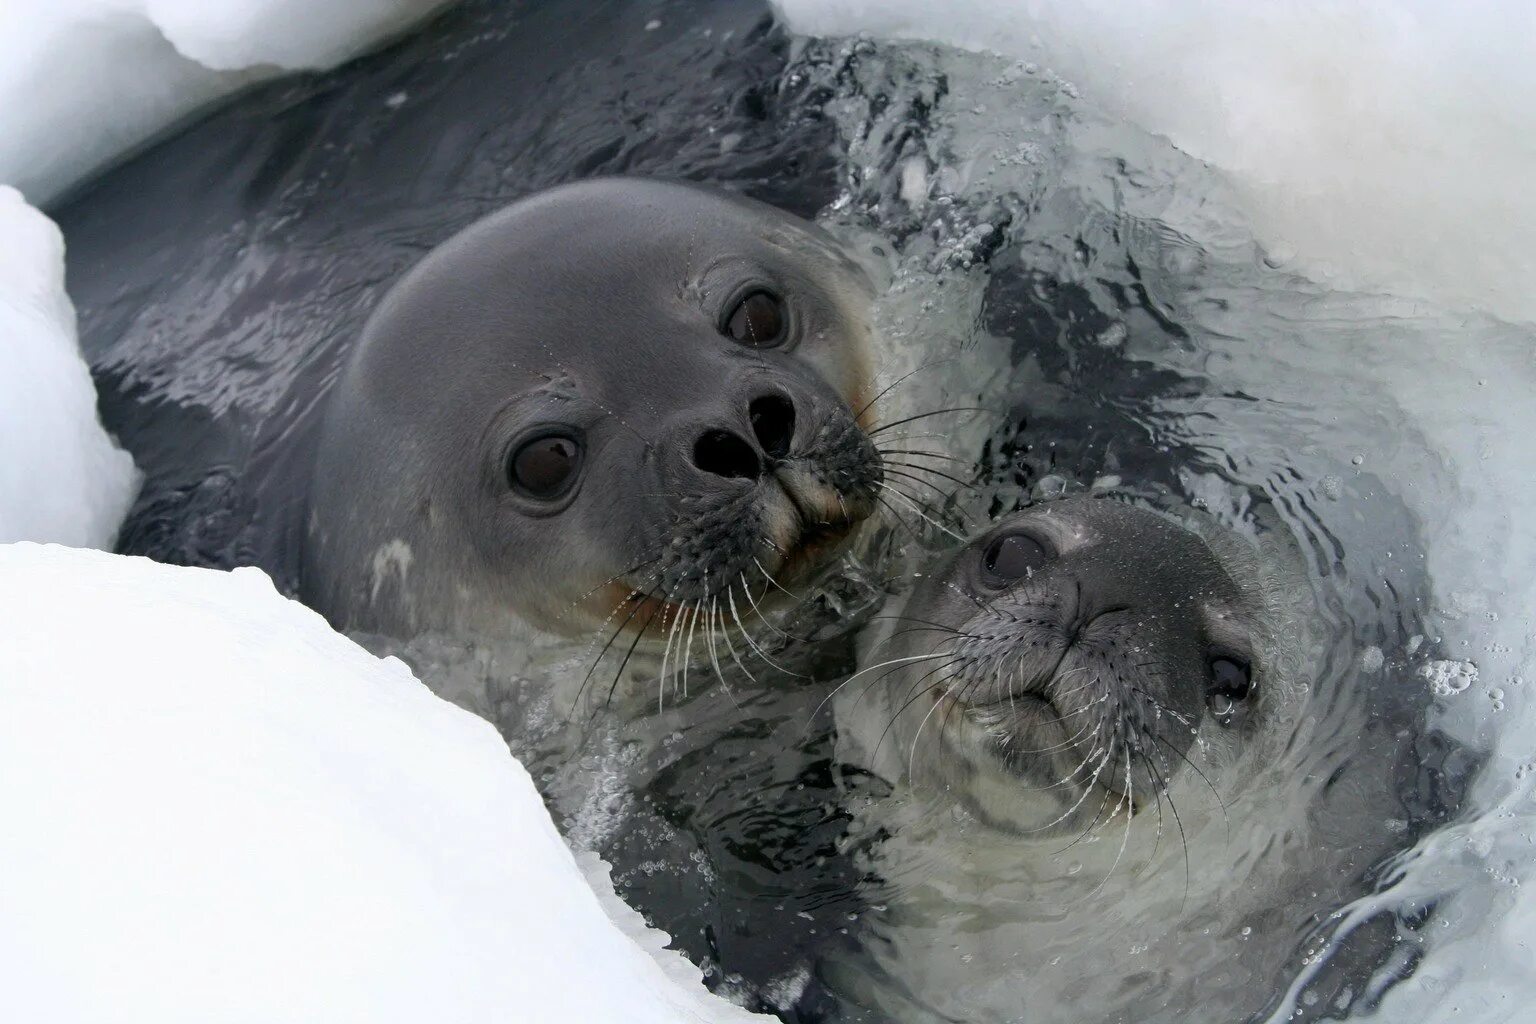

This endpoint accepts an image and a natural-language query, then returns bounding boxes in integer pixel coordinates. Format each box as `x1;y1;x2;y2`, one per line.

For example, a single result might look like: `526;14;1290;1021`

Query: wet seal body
303;178;883;661
829;497;1347;1023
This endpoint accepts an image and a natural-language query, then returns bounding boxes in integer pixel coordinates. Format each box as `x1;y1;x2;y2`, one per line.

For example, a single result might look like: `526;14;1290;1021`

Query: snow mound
776;0;1536;324
0;544;763;1024
0;188;137;547
1;0;453;204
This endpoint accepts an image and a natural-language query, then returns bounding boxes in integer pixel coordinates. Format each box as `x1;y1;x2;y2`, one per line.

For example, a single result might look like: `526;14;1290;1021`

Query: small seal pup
303;178;884;662
827;496;1345;1024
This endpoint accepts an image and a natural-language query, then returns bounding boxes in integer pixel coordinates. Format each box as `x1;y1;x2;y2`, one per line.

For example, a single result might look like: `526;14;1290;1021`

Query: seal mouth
771;479;860;587
940;670;1150;819
588;477;862;636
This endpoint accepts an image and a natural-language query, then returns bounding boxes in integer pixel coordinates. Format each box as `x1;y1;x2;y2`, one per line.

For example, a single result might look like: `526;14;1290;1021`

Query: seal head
303;178;882;642
856;497;1274;834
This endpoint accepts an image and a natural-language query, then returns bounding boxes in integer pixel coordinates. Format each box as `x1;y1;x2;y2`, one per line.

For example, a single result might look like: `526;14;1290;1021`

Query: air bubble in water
1421;659;1478;697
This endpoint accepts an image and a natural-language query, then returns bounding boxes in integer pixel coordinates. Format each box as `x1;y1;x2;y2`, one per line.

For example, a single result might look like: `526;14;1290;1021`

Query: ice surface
777;0;1536;323
0;187;137;547
0;0;452;203
0;543;764;1024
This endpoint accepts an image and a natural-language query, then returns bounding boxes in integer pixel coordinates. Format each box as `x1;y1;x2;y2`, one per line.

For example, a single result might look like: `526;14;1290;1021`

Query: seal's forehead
421;178;854;289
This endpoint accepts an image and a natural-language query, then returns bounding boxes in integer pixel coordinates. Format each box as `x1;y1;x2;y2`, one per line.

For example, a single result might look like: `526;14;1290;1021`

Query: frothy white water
0;0;452;204
778;0;1536;324
0;187;137;547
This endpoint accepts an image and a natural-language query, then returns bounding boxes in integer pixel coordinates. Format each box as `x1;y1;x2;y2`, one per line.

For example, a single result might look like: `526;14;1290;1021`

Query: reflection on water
54;1;1533;1022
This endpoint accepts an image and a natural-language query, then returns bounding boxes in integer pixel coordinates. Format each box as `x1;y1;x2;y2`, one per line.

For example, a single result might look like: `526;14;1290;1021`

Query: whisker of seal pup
867;612;968;635
734;568;820;671
880;476;966;519
1154;732;1230;830
872;430;952;447
570;578;663;717
595;588;666;717
702;597;741;709
728;581;804;677
1136;743;1192;906
714;591;760;696
680;600;704;703
881;481;974;536
560;553;666;622
1045;737;1121;843
881;468;977;513
908;672;971;784
868;406;986;436
871;664;968;769
879;454;983;489
852;356;958;422
738;563;820;647
872;446;970;465
657;595;689;709
935;578;1020;625
750;556;799;602
810;651;958;726
873;493;929;544
878;484;967;541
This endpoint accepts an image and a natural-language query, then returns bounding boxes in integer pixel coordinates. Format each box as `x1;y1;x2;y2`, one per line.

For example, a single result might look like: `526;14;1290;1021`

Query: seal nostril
749;393;796;461
693;429;762;480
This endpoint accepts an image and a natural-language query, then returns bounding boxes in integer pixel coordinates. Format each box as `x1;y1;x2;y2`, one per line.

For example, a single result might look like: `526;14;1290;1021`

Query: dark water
54;1;1482;1021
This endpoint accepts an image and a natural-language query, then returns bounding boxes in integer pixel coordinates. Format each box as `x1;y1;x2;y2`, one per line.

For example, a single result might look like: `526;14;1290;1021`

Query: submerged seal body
303;178;883;650
829;497;1345;1023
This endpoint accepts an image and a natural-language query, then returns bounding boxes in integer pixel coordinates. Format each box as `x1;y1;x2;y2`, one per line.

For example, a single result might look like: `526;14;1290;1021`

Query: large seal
303;178;884;654
827;497;1341;1023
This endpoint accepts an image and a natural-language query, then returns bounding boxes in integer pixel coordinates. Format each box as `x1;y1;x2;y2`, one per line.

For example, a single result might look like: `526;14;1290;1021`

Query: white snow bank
0;544;763;1024
0;0;453;204
778;0;1536;324
0;188;137;547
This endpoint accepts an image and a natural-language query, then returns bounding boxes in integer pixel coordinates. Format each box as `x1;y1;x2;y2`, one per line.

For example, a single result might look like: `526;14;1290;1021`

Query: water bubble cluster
1421;659;1478;697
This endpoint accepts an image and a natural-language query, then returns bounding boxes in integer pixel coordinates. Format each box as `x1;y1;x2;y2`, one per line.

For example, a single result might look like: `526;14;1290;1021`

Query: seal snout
689;391;798;481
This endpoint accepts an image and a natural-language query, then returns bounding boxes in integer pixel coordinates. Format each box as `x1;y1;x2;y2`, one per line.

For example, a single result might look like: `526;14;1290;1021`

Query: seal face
849;497;1274;834
303;178;882;643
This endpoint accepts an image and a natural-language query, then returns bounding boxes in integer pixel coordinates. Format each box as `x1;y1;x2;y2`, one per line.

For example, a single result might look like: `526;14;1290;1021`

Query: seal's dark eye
981;532;1052;584
508;434;582;499
724;290;786;348
1207;656;1254;719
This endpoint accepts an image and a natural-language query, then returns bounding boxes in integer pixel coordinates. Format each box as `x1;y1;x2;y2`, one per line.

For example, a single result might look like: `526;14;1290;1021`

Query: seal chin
964;693;1148;822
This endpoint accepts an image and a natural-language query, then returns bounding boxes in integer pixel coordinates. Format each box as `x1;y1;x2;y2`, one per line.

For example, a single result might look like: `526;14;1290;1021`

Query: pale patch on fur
368;539;414;607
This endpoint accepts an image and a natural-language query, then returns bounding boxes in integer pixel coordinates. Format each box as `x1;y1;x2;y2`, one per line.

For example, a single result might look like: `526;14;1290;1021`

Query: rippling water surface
54;1;1536;1021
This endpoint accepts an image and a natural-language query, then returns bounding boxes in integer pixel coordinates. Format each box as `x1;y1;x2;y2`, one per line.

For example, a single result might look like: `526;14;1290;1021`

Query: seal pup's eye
508;433;583;499
981;532;1052;584
1207;655;1254;720
723;290;787;348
